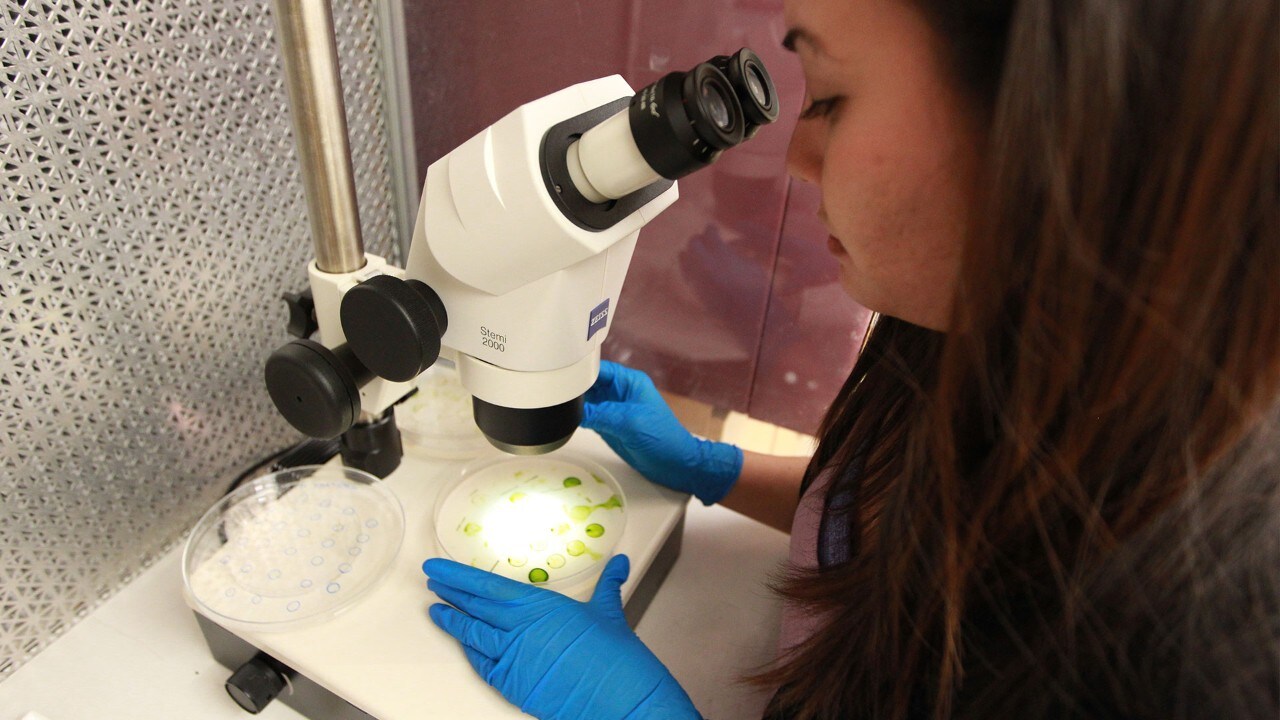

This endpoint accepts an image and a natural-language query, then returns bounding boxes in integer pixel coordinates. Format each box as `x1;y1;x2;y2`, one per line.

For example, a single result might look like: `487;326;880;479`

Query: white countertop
0;451;789;720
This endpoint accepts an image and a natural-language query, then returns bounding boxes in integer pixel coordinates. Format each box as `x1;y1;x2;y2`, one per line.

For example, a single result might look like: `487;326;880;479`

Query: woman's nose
785;116;821;186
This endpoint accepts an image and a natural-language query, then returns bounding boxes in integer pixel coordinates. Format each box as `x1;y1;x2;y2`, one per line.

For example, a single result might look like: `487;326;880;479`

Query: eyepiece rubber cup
709;48;779;137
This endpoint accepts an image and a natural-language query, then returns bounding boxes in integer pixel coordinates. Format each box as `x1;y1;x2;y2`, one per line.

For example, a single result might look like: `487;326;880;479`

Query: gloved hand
424;554;701;720
581;361;743;505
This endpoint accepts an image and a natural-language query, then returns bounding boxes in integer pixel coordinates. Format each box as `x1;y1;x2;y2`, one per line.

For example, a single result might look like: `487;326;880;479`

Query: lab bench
0;461;788;720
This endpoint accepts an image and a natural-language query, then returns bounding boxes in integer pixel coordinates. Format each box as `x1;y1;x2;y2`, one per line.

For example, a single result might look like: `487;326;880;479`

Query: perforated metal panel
0;0;402;677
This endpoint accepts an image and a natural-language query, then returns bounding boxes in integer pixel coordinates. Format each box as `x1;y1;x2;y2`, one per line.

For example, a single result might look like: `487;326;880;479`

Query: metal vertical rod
271;0;366;274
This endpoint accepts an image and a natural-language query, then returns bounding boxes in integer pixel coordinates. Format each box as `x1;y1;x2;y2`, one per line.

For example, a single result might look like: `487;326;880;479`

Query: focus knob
264;339;371;439
341;275;448;383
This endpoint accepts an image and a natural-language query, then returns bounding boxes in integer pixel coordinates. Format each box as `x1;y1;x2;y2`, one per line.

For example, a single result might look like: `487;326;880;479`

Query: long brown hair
758;1;1280;718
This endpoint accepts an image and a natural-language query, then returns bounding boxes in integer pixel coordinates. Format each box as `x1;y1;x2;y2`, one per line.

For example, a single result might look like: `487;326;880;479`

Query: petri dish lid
182;465;404;632
433;452;626;590
395;363;487;460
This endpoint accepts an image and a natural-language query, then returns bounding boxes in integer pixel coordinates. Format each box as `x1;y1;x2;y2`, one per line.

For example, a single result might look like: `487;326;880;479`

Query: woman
422;0;1280;717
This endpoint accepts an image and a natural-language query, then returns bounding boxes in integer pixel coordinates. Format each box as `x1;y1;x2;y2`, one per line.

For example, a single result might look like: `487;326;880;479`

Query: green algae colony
585;523;604;538
529;568;549;583
563;477;581;487
463;522;483;536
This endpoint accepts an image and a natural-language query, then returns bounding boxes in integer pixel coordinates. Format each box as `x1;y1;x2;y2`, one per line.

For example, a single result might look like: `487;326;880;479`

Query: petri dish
182;465;404;632
395;363;487;459
433;452;626;590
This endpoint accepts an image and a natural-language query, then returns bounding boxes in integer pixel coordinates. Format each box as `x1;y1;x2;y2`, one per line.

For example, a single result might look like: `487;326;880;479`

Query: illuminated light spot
586;523;605;538
509;491;526;502
481;492;563;557
529;568;549;583
507;555;527;567
547;554;566;569
563;477;581;488
463;522;483;536
566;540;587;556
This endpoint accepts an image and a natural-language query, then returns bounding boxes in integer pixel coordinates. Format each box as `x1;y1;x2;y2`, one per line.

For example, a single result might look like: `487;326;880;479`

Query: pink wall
403;1;869;434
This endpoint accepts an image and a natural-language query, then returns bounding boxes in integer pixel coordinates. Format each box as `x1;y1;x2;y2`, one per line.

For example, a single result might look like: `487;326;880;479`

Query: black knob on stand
341;275;448;383
264;339;372;439
226;652;294;714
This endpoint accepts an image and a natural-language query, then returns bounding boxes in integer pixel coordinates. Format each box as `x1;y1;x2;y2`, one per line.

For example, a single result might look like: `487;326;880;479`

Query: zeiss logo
587;299;610;340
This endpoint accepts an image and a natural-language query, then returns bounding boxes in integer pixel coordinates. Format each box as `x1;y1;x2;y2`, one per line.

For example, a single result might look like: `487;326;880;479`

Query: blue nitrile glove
424;554;701;720
581;361;743;505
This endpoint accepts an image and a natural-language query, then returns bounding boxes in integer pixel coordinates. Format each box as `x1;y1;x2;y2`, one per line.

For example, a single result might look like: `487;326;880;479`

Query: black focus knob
226;652;293;714
264;339;371;439
340;275;448;383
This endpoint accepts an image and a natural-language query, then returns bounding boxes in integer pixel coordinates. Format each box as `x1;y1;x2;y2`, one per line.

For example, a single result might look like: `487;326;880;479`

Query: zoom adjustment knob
341;275;448;383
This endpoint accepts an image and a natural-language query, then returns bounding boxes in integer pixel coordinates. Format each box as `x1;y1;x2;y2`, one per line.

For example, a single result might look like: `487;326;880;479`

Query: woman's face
783;0;985;331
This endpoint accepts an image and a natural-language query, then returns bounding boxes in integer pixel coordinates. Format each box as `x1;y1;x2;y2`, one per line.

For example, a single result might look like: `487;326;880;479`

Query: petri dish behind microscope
182;465;405;632
433;452;626;591
395;363;487;460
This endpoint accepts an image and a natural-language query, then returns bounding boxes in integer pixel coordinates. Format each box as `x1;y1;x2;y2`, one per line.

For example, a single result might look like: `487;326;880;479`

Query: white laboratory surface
0;432;790;720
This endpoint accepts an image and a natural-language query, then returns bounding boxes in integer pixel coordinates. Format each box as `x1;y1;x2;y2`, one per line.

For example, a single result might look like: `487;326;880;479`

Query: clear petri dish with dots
182;465;404;632
433;452;626;590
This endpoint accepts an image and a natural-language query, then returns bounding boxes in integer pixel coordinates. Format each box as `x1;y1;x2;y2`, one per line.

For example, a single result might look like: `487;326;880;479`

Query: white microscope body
408;75;675;421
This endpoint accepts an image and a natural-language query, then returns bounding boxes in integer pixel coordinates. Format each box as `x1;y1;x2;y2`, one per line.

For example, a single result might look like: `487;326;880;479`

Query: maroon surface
402;1;867;434
748;181;872;432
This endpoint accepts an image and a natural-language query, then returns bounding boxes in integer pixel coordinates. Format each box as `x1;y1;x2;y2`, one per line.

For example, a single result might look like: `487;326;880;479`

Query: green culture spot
463;522;483;537
509;491;526;502
585;523;604;538
529;568;549;583
547;554;566;569
566;540;587;556
568;505;592;522
563;477;581;488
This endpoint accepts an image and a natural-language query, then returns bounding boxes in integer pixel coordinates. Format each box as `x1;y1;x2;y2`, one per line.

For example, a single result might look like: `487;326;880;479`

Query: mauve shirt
775;460;860;657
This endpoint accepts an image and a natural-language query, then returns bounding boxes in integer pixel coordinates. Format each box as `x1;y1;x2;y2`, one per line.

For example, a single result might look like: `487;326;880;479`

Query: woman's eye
799;96;840;120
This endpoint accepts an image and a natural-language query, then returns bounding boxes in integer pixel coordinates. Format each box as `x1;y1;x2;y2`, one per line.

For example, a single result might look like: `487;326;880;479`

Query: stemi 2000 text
481;326;506;353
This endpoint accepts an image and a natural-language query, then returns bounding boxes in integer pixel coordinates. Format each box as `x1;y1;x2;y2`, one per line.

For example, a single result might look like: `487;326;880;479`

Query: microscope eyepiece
709;48;779;138
627;62;745;180
559;47;779;208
